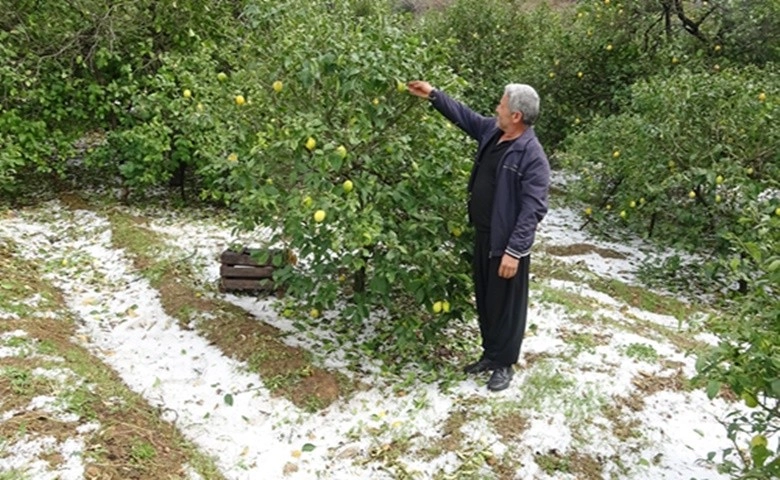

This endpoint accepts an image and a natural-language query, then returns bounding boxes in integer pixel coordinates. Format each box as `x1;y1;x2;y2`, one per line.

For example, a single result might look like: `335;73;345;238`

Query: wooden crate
219;247;288;293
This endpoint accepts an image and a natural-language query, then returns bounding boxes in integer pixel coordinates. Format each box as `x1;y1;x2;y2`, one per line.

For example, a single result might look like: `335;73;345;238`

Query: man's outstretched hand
407;80;434;99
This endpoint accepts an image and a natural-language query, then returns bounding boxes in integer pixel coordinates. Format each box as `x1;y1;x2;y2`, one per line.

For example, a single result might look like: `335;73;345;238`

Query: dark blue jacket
430;89;550;259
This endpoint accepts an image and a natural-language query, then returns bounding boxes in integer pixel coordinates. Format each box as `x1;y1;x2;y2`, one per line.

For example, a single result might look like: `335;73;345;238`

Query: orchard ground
0;186;751;480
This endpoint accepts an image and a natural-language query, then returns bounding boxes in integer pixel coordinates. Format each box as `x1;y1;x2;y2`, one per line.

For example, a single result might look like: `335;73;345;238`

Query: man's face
495;94;520;131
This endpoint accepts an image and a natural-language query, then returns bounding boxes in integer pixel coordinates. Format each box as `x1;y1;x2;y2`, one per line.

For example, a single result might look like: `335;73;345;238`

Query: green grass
518;360;576;410
0;470;32;480
130;439;157;465
624;343;659;363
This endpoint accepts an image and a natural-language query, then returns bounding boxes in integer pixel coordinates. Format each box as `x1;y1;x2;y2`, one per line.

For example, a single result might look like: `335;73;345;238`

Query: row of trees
1;0;777;476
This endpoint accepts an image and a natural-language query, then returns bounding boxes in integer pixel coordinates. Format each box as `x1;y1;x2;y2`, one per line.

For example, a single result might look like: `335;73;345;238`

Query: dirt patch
0;412;76;446
493;411;529;444
535;449;604;479
632;369;689;395
432;407;468;454
545;243;628;260
58;192;91;211
521;351;554;369
105;209;344;410
615;392;646;412
602;400;643;442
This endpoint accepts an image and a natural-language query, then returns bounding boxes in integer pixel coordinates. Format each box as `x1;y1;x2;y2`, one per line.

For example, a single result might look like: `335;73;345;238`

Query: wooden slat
220;248;287;267
220;278;274;291
220;265;274;279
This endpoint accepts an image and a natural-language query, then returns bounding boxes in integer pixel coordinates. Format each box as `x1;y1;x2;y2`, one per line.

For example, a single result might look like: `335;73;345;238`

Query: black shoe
463;358;496;374
487;366;514;391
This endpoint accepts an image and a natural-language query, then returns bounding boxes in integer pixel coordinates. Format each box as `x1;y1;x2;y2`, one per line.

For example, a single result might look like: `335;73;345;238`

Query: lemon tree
186;1;476;361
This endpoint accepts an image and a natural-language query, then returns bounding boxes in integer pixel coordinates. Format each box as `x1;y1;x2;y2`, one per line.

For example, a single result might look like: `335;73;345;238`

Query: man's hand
498;254;519;279
407;80;434;99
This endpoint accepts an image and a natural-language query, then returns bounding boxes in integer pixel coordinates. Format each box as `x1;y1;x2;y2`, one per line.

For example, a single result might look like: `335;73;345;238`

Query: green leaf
706;380;721;400
302;443;316;452
224;393;234;406
772;379;780;396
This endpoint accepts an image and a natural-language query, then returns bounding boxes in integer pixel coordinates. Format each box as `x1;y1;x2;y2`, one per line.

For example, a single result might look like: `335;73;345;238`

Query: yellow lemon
442;301;451;313
629;200;636;208
302;196;313;208
672;57;679;64
548;72;555;79
716;175;724;185
272;80;283;93
305;137;317;151
746;167;754;175
714;45;721;52
620;210;627;219
758;92;766;102
396;81;406;93
196;102;204;112
342;179;353;193
183;89;192;99
584;207;592;216
451;227;463;237
606;44;613;51
613;150;620;158
715;194;722;203
606;204;612;210
775;207;780;216
688;191;696;199
310;308;320;319
336;145;347;159
639;197;645;205
372;98;380;106
314;210;326;223
235;95;246;106
577;71;584;79
751;435;767;449
227;153;238;162
432;301;443;314
217;72;228;82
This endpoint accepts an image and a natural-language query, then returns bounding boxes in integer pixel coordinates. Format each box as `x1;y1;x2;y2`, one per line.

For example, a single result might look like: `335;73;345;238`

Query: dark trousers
473;231;530;366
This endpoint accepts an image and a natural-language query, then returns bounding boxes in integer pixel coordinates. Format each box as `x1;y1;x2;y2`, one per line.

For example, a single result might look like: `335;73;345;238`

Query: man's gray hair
504;83;540;125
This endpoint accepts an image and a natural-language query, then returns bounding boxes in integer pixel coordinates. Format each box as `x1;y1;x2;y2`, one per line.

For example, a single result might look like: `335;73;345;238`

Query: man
407;80;550;392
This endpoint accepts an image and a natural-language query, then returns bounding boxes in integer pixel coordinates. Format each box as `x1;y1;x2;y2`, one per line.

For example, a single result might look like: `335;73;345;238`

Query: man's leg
483;254;531;390
464;231;495;374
